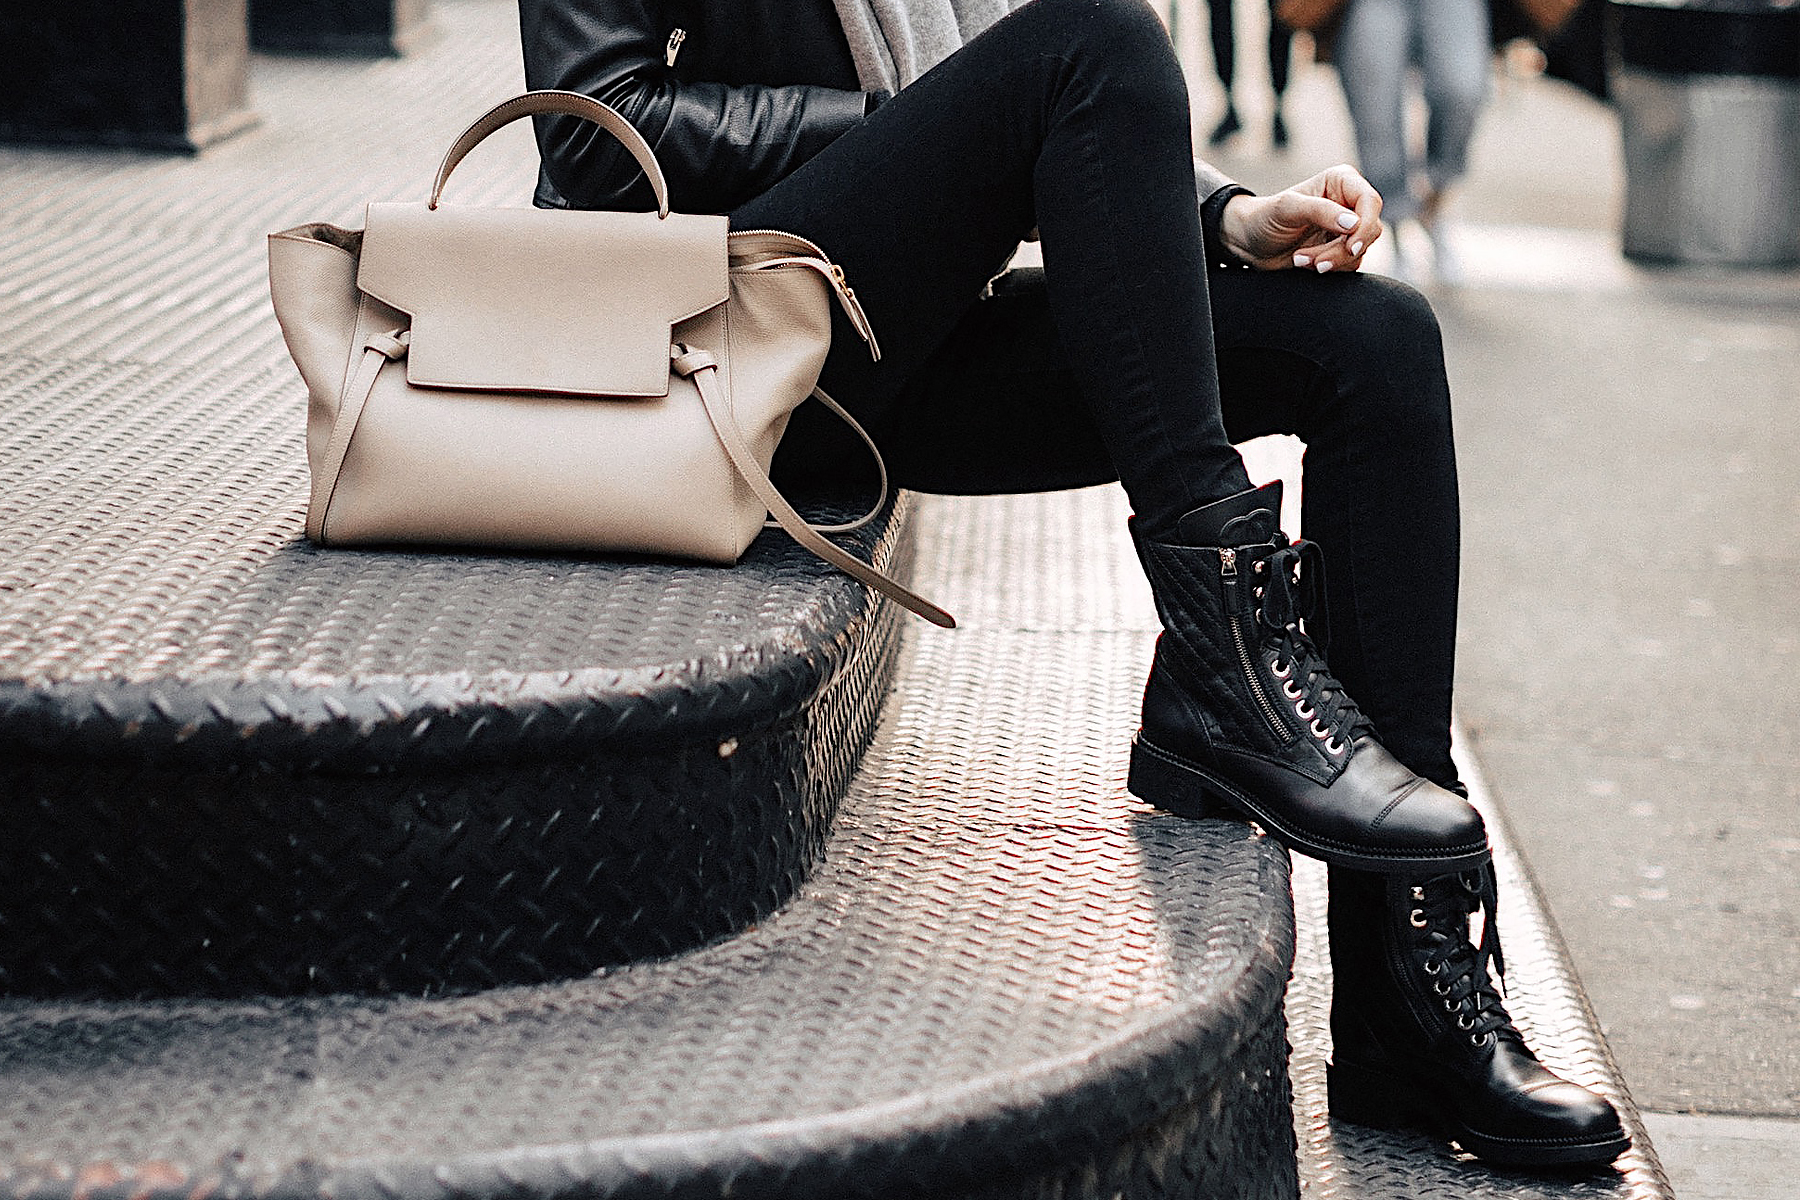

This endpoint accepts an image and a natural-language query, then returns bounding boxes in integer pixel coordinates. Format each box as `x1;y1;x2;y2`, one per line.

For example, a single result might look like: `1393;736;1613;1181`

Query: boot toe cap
1471;1044;1630;1161
1383;778;1489;855
1346;740;1488;855
1518;1077;1625;1141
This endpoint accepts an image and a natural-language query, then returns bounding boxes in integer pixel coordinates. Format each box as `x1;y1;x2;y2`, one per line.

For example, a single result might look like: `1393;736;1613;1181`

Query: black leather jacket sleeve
520;0;875;213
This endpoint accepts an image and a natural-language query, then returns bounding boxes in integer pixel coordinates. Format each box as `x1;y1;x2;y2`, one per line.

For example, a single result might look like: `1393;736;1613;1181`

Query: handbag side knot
670;343;717;378
367;329;411;361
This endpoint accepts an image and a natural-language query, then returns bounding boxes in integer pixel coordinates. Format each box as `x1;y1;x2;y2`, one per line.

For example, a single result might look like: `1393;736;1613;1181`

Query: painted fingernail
1293;253;1312;268
1350;241;1364;257
1316;260;1334;273
1336;212;1358;230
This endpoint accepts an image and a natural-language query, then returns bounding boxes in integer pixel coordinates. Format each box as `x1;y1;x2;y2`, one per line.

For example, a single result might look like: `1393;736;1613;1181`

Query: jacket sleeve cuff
795;86;879;153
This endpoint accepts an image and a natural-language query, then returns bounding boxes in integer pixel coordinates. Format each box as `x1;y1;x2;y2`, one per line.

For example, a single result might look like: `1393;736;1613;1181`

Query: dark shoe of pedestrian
1127;482;1489;872
1271;107;1289;150
1208;102;1242;146
1327;865;1631;1167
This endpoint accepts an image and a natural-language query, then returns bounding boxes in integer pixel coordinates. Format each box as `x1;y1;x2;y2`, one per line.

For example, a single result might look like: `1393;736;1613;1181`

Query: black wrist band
1201;184;1255;271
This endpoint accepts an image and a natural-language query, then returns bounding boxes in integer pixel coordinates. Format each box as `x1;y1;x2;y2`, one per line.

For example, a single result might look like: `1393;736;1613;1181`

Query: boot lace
1410;864;1518;1048
1255;539;1374;751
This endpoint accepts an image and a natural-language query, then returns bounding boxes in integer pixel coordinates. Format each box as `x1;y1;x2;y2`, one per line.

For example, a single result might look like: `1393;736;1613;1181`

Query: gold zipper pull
828;263;881;362
830;263;857;308
665;28;687;67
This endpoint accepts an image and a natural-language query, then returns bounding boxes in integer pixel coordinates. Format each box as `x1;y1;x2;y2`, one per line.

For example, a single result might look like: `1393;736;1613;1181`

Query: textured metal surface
0;501;1300;1199
0;0;909;995
0;589;900;995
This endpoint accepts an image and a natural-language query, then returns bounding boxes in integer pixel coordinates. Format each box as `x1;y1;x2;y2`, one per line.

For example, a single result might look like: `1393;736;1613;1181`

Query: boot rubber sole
1127;733;1491;874
1328;1058;1631;1168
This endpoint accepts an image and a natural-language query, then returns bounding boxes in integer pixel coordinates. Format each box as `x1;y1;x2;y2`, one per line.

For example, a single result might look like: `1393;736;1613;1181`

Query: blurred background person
1205;0;1298;148
1333;0;1491;281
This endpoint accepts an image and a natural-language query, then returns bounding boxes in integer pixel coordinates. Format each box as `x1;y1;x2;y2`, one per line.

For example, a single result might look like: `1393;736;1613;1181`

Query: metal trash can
1608;0;1800;266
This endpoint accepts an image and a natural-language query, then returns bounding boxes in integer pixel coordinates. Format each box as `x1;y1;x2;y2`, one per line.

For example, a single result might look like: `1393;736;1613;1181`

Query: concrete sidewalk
1168;4;1799;1195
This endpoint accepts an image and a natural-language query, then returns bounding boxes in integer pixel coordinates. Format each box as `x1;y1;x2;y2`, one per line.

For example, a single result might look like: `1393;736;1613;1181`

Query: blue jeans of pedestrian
1336;0;1491;221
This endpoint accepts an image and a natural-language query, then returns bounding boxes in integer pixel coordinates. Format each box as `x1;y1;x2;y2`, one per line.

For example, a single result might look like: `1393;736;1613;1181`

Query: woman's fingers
1282;166;1384;272
1230;167;1388;272
1275;196;1358;272
1322;165;1384;266
1288;224;1340;271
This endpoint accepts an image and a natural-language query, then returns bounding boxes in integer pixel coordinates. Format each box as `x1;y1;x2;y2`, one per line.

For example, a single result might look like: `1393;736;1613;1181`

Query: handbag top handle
430;90;672;218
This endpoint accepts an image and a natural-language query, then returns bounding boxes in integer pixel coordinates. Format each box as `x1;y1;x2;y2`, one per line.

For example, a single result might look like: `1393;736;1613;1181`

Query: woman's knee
1363;275;1451;414
1020;0;1186;98
1363;273;1441;339
1319;275;1453;431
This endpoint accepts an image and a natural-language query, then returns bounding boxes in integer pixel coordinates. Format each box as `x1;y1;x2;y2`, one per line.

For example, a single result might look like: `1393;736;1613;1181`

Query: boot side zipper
1223;549;1290;741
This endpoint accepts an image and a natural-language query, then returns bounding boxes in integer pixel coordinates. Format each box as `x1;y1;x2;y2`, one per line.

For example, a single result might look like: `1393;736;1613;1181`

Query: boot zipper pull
1221;548;1238;577
665;28;687;67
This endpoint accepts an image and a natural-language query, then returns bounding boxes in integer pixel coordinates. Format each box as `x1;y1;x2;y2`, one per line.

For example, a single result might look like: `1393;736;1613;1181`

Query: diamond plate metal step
0;499;1303;1199
0;0;913;997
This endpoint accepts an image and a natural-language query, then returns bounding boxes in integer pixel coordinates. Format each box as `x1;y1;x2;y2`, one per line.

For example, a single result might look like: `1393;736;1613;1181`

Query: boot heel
1128;736;1239;821
1327;1059;1429;1131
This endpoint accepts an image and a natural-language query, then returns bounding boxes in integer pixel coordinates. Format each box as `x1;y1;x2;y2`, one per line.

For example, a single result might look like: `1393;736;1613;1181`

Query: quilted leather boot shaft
1327;866;1630;1167
1127;481;1489;872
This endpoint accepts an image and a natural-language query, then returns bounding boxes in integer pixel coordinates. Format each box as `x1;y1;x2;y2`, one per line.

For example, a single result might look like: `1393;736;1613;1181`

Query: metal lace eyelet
1255;586;1264;599
1310;718;1331;739
1410;908;1427;929
1434;980;1453;996
1472;1031;1496;1048
1457;1014;1477;1031
1422;960;1442;975
1270;659;1291;679
1295;700;1316;721
1282;680;1303;700
1326;737;1347;756
1254;561;1266;574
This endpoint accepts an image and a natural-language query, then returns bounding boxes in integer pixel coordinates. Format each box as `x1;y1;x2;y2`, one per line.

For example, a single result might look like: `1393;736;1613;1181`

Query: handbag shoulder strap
673;345;956;629
785;386;886;536
307;326;410;543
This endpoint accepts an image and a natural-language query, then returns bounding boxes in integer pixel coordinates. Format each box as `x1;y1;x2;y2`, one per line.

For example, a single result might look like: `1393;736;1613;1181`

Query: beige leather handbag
268;91;952;627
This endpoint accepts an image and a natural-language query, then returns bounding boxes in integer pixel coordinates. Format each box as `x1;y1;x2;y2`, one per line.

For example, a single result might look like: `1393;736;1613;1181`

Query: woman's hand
1219;164;1384;273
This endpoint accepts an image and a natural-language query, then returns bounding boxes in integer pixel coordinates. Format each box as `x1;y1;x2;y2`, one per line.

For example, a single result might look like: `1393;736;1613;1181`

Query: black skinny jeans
740;0;1462;788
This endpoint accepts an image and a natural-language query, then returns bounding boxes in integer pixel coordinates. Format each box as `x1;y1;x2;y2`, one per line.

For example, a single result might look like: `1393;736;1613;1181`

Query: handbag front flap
358;202;729;398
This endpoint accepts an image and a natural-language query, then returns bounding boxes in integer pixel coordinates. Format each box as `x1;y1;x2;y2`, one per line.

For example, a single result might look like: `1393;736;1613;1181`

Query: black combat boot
1328;865;1630;1167
1127;481;1490;872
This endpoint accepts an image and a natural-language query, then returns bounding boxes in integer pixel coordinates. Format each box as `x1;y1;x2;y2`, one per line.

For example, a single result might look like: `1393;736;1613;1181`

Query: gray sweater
829;0;1022;93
